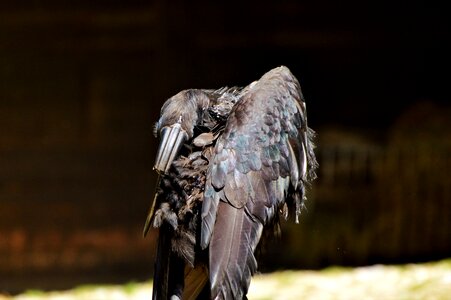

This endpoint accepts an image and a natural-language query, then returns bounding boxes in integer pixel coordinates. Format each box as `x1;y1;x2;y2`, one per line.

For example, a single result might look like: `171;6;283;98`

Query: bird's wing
201;66;316;299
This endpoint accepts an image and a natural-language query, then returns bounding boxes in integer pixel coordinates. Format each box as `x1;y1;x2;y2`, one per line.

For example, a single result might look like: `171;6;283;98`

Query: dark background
1;0;450;294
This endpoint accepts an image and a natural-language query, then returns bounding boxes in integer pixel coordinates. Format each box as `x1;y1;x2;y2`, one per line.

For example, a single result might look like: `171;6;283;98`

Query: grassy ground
2;259;450;300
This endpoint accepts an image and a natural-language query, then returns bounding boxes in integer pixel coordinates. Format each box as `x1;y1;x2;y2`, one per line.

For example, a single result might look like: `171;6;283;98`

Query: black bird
144;66;317;300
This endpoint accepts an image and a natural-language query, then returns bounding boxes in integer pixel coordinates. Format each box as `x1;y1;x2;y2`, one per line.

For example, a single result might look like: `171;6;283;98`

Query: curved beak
153;123;188;174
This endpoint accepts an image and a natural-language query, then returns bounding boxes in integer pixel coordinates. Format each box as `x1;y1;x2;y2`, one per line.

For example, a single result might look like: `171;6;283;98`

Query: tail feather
152;224;169;300
183;264;209;300
152;224;185;300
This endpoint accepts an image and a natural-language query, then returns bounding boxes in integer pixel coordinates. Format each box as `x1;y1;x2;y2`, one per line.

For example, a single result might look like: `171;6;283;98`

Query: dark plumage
144;66;317;300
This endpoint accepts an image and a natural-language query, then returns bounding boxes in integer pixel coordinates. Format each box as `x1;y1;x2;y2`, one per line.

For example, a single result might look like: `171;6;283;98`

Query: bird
143;66;317;300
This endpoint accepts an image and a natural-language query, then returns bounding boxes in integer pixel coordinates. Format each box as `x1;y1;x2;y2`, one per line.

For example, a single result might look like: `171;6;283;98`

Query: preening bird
144;66;317;300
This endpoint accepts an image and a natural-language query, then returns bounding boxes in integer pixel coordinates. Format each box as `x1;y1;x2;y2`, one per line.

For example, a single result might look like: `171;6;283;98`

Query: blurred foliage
2;259;450;300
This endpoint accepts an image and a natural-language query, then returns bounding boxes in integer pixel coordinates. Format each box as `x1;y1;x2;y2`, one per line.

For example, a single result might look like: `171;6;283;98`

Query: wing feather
201;66;317;298
209;201;262;299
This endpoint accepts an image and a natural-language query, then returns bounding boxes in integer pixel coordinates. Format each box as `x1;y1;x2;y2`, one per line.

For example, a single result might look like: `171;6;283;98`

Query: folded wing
201;66;317;299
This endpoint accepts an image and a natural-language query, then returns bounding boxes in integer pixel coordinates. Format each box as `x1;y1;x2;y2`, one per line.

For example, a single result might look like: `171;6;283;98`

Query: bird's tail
152;224;184;300
152;224;209;300
183;264;209;300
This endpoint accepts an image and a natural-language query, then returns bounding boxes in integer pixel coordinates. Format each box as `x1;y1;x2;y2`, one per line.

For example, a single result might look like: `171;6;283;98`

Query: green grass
2;259;450;300
21;290;45;297
122;281;139;295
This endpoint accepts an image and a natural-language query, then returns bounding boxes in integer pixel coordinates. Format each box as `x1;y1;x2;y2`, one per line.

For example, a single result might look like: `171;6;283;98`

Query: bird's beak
153;123;188;174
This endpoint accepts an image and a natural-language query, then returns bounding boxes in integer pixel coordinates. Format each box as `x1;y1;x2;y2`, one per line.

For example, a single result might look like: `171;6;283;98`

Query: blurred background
0;0;449;295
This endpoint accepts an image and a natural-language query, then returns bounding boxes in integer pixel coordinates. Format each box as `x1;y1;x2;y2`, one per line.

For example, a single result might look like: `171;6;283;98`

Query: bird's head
153;89;210;174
